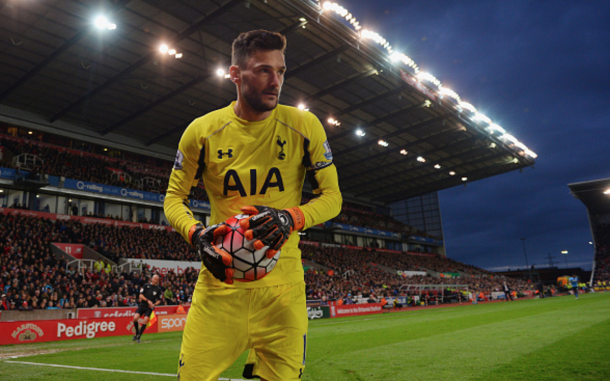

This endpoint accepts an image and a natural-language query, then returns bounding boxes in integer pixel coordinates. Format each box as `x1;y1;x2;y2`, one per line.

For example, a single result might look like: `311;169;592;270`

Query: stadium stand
332;201;438;238
0;134;209;203
592;224;610;287
0;209;533;311
301;244;531;303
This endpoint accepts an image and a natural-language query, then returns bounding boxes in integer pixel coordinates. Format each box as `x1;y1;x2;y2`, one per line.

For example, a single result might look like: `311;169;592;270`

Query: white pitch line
314;318;375;325
4;361;248;380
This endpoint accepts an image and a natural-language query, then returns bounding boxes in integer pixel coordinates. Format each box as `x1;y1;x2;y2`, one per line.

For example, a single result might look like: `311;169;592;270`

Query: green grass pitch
1;292;609;380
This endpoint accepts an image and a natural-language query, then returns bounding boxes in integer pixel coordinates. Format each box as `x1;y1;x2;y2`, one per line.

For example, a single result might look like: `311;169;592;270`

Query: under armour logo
277;136;286;160
218;149;233;159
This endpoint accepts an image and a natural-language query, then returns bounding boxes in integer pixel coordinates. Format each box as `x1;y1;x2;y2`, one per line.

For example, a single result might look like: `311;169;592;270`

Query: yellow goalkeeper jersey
164;102;342;288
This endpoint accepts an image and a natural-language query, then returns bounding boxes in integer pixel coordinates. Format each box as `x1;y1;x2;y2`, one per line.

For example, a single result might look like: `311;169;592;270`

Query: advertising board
157;314;188;333
329;303;383;318
0;316;152;346
307;306;330;320
77;305;189;319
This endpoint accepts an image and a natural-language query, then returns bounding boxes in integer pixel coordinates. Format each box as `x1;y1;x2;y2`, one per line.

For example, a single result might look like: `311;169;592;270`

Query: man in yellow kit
164;30;342;380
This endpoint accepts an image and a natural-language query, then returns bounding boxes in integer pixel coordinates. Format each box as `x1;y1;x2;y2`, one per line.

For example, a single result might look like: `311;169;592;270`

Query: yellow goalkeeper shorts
177;281;308;381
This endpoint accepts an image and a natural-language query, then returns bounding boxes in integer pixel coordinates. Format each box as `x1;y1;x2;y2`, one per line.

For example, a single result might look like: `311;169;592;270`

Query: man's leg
138;315;150;342
246;282;308;381
132;313;141;341
178;285;248;381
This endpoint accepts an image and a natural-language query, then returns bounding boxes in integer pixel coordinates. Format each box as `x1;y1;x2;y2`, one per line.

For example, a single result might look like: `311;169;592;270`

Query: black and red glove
239;206;305;258
189;223;234;284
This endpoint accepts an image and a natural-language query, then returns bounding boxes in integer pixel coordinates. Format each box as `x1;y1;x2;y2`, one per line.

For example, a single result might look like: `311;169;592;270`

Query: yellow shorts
177;281;308;381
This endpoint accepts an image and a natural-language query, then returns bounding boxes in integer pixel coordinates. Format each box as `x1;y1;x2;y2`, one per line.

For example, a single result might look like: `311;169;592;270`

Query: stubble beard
243;84;280;113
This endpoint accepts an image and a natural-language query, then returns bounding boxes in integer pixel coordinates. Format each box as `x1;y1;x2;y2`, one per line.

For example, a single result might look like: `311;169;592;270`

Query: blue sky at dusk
335;0;610;271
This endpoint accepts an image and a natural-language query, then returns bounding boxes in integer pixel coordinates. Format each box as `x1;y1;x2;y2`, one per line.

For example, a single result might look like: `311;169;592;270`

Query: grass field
1;292;609;380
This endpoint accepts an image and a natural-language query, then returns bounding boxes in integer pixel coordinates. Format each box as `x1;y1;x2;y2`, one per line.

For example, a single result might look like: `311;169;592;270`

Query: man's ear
229;65;241;85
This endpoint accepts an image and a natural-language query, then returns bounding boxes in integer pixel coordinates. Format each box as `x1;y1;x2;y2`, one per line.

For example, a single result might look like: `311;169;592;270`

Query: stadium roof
568;178;610;214
0;0;536;204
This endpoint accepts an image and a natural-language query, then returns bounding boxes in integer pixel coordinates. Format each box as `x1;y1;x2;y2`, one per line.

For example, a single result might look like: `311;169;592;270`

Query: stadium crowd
0;210;535;312
301;245;531;302
0;134;209;202
0;213;198;311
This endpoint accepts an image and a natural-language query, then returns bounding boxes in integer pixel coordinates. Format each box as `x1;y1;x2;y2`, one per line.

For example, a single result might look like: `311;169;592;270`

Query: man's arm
299;112;342;229
164;120;204;243
299;164;342;230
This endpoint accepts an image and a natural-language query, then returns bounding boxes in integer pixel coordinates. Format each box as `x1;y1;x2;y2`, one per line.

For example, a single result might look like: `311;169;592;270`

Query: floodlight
298;104;306;110
434;164;441;169
449;171;456;176
94;16;109;29
216;69;225;77
458;102;477;114
356;129;365;137
175;53;183;59
461;177;468;181
488;123;506;134
168;49;176;55
378;140;388;147
417;156;425;162
604;189;610;195
400;149;408;155
439;87;460;102
474;112;492;125
159;44;169;53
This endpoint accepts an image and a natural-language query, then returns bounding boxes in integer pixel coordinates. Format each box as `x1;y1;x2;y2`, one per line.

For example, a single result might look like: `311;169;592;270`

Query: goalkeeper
164;29;342;381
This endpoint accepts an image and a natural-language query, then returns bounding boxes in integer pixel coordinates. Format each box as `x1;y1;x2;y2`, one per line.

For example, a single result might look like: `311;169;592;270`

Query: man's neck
234;99;272;122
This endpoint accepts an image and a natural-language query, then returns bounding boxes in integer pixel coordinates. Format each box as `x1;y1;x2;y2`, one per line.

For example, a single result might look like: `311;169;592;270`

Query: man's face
237;50;286;112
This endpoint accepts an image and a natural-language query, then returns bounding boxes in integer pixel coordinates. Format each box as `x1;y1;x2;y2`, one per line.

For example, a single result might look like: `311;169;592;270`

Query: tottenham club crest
277;135;287;160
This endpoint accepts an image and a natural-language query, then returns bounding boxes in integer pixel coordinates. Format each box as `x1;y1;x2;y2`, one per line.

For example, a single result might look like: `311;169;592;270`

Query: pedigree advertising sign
0;317;151;346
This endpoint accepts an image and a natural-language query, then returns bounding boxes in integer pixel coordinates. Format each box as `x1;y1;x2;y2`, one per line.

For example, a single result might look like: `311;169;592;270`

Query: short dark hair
232;29;287;68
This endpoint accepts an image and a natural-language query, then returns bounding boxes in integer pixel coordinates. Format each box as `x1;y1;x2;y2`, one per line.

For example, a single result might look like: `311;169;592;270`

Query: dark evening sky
334;0;610;271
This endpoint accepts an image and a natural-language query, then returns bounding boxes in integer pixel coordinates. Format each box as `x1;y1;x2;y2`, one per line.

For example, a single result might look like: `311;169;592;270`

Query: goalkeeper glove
189;223;234;284
239;205;305;258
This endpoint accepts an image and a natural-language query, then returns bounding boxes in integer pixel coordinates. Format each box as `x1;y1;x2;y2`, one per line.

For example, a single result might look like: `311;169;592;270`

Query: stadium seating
0;210;535;311
0;135;209;202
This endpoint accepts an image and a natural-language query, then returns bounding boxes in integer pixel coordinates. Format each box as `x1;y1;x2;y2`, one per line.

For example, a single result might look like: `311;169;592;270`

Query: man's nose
269;71;281;87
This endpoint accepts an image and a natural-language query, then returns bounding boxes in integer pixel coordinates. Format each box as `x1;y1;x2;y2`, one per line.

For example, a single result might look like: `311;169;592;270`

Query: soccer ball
215;214;280;282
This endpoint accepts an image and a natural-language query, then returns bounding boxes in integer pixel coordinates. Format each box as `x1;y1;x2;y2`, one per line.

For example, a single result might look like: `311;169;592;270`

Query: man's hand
239;206;305;258
189;223;234;284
